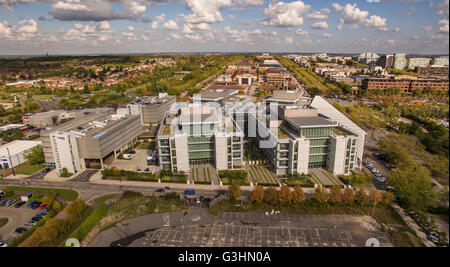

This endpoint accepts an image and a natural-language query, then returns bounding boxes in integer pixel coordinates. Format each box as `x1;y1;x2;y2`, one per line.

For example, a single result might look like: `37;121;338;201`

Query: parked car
164;186;170;190
32;215;43;222
15;227;28;234
25;220;37;226
27;201;39;209
184;189;195;195
5;200;16;207
0;242;7;247
0;200;8;207
123;154;132;159
19;181;30;186
155;189;165;193
129;151;136;154
14;201;26;208
37;204;47;210
42;168;51;174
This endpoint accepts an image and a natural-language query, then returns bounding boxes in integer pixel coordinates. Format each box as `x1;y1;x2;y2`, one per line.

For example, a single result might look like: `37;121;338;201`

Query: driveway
0;206;38;244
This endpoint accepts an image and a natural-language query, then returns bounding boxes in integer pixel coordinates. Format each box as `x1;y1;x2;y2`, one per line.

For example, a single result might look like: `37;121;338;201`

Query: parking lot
132;211;392;247
0;205;39;243
107;149;158;173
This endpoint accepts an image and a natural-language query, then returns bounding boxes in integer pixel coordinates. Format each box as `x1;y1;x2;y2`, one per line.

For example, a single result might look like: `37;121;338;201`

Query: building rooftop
0;140;42;157
194;89;239;101
286;116;337;128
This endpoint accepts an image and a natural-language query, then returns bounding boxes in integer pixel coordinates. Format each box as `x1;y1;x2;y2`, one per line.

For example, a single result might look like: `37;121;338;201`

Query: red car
37;203;47;210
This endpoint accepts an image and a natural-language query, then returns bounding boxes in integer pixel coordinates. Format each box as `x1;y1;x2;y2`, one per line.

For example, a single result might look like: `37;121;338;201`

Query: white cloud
438;19;449;33
322;33;332;38
151;21;159;29
163;19;178;30
311;21;328;29
235;0;265;6
306;8;330;19
121;31;137;40
127;26;135;32
285;36;294;44
421;26;433;31
295;28;308;36
171;32;182;40
183;0;232;24
364;15;387;27
262;1;311;27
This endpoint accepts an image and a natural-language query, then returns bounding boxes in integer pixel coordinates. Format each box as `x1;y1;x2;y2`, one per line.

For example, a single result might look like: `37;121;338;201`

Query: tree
315;186;328;204
279;185;292;204
383;191;395;207
24;145;44;165
329;186;342;204
228;181;242;201
292;185;305;204
342;187;355;205
389;165;439;211
64;199;86;222
264;187;279;205
356;188;367;206
368;188;382;206
250;185;264;203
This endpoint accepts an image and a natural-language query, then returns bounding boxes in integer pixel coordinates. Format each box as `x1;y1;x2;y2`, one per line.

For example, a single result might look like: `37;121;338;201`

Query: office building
127;93;176;125
379;54;394;68
393;53;407;70
41;109;143;174
156;103;244;173
0;140;42;169
433;56;449;66
28;110;65;127
408;58;431;69
246;97;363;176
357;52;380;65
362;77;449;92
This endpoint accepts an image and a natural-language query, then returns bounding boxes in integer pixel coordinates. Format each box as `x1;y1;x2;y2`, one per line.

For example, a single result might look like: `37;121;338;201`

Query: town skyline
0;0;449;55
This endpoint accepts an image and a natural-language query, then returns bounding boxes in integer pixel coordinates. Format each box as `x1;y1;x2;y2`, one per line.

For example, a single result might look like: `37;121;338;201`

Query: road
0;178;236;202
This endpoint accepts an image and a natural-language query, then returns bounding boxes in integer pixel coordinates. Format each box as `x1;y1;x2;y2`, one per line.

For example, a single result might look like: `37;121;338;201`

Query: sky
0;0;448;55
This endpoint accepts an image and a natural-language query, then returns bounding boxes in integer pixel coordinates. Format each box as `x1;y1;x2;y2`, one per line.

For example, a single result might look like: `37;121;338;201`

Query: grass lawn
0;218;8;228
16;164;45;175
4;186;78;201
92;194;118;205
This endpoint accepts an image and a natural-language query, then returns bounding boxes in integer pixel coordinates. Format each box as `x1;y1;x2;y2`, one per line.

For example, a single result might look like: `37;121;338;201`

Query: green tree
24;145;44;165
250;185;264;203
64;199;86;222
264;187;279;205
390;165;439;211
329;186;342;204
292;185;305;204
279;185;292;204
383;191;395;207
228;181;242;201
315;186;328;204
342;187;355;205
356;188;367;206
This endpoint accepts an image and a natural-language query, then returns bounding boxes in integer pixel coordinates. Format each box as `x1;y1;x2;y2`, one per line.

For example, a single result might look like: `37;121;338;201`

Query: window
301;127;332;138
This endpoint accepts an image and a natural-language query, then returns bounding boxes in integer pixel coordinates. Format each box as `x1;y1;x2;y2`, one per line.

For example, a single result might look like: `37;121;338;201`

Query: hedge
69;204;109;243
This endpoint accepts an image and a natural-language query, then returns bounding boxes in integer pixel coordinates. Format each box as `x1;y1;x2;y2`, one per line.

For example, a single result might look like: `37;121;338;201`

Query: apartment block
362;77;449;92
393;53;407;70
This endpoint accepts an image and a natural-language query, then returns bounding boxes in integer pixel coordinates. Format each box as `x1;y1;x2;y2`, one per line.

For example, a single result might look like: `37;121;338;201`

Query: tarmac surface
90;208;392;247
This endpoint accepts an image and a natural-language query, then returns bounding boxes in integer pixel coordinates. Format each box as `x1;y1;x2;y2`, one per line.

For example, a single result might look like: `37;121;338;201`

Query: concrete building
127;93;176;125
357;52;380;65
379;54;394;68
362;77;449;92
433;56;449;66
246;101;361;176
41;109;143;174
192;89;239;104
28;110;65;127
393;53;407;70
415;66;449;76
156;103;244;173
0;140;42;169
408;57;431;69
267;90;303;105
234;73;256;85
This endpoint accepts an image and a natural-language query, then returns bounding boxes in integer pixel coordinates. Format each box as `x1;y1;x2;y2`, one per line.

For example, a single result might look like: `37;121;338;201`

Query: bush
70;204;109;242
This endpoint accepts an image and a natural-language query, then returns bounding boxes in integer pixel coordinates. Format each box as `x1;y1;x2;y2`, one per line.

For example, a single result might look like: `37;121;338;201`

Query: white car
122;154;132;159
0;242;8;247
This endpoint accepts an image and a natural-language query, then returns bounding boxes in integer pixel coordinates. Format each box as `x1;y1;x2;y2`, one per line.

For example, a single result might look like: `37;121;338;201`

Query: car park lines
138;211;390;247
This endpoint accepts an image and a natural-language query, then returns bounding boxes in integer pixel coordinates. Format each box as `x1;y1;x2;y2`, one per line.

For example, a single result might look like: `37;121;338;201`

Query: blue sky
0;0;448;55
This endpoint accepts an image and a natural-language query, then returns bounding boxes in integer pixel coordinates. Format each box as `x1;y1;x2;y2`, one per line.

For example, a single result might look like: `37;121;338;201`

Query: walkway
309;169;343;186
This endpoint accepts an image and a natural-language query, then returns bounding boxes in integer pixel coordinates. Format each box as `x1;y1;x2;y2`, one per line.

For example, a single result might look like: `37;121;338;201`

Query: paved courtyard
126;211;392;247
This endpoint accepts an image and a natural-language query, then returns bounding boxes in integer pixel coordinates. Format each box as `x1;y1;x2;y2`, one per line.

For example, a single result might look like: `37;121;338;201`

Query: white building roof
310;96;366;166
0;140;42;157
